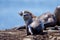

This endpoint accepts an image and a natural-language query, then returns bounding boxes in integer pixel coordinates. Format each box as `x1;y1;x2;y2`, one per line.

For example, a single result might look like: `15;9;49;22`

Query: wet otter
19;11;37;35
19;11;56;35
54;6;60;26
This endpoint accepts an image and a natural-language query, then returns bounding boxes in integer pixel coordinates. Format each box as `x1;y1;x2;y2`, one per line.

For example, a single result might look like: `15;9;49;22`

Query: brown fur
54;6;60;25
19;10;37;35
19;11;56;29
19;10;37;22
19;11;56;35
38;12;56;29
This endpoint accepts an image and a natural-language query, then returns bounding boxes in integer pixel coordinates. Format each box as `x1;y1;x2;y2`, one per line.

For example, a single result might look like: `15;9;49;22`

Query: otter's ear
19;12;23;16
30;13;36;18
32;16;36;18
29;13;36;18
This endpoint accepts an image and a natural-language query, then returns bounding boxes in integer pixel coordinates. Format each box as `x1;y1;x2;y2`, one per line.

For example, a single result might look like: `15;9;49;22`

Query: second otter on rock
54;6;60;26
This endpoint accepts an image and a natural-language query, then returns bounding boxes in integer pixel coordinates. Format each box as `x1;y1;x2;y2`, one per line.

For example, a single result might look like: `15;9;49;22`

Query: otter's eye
24;14;29;16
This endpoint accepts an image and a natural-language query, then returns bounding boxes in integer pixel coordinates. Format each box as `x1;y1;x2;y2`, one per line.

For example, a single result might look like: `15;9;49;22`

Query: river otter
54;6;60;26
19;11;56;35
19;10;37;35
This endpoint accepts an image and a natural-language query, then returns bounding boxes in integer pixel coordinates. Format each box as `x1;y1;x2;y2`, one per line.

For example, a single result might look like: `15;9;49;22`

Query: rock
0;27;60;40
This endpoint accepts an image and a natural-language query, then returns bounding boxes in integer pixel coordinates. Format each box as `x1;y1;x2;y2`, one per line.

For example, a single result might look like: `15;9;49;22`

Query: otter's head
54;6;60;25
19;10;35;21
55;6;60;14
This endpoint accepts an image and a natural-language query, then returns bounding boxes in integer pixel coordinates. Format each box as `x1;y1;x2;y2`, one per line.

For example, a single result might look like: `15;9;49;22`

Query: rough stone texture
0;28;60;40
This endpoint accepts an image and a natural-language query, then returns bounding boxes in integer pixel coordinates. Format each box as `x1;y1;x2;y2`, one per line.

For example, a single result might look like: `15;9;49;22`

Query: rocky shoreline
0;28;60;40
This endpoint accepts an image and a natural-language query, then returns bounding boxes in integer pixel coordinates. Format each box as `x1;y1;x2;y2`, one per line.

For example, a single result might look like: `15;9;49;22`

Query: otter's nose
24;15;27;17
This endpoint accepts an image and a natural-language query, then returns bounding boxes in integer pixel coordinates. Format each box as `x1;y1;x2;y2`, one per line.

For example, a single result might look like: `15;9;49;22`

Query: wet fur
54;6;60;26
19;11;56;35
38;12;56;29
19;11;37;35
